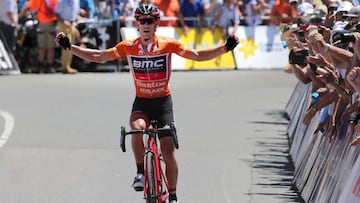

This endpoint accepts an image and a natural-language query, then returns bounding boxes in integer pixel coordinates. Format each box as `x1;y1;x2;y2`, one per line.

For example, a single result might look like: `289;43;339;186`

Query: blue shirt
56;0;80;22
179;0;204;27
80;0;96;19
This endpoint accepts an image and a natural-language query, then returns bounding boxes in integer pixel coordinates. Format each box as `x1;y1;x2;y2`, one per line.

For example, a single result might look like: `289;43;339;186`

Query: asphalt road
0;70;303;203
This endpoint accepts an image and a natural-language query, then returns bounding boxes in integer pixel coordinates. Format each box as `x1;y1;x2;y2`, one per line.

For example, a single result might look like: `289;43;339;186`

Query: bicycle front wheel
145;151;159;203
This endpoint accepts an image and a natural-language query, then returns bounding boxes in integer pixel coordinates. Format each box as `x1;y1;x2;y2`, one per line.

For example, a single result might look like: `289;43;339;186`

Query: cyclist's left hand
225;34;239;51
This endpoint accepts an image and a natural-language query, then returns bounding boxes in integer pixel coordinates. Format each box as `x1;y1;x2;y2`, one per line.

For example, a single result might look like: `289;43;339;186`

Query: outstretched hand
55;32;71;51
224;34;239;52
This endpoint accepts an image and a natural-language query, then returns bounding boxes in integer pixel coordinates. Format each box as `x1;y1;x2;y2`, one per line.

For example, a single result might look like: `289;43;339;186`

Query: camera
289;48;309;66
331;31;356;45
340;32;356;43
297;30;306;43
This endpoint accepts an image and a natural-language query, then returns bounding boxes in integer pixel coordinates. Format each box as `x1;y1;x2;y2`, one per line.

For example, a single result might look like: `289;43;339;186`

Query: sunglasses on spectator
137;18;156;25
336;11;348;16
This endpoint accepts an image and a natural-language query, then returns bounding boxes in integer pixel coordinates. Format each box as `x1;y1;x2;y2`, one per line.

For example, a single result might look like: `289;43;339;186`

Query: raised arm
185;35;239;61
55;32;113;63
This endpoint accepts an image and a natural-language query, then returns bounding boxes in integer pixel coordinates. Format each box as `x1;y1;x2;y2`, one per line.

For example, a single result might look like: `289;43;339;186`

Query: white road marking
221;167;232;203
0;110;15;148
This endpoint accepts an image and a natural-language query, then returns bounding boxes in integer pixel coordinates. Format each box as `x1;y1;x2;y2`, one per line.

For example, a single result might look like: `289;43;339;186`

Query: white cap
343;6;360;17
336;1;353;13
297;2;314;16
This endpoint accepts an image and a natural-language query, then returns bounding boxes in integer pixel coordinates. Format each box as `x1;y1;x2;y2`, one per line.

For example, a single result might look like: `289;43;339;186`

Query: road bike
120;121;179;203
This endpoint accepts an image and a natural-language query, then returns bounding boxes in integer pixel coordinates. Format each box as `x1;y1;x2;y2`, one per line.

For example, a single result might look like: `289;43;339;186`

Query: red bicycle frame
143;134;169;202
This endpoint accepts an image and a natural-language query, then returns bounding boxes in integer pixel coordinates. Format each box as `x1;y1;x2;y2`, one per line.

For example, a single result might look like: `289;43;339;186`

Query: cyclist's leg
129;110;150;191
159;137;178;191
130;111;150;169
155;96;178;202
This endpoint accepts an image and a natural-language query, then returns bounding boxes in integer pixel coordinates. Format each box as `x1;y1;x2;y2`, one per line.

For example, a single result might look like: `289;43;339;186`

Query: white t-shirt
0;0;18;25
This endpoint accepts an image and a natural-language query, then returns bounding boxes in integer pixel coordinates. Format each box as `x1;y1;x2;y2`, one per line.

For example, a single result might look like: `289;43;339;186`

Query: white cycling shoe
132;174;144;191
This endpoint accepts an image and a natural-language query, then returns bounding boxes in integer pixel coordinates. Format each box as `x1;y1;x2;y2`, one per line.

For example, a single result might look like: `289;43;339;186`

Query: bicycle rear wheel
145;151;158;203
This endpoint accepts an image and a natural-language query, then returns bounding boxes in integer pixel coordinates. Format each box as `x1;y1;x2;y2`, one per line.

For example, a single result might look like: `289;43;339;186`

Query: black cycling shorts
131;95;174;137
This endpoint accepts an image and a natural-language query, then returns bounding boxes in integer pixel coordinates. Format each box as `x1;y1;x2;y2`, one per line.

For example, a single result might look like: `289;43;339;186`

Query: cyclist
55;3;238;203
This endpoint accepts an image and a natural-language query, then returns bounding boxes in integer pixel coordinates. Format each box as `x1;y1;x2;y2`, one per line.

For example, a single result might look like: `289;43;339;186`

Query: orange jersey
26;0;58;23
108;35;192;98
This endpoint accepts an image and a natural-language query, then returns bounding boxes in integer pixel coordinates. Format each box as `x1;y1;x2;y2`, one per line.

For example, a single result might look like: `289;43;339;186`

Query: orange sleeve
169;39;192;58
107;41;129;60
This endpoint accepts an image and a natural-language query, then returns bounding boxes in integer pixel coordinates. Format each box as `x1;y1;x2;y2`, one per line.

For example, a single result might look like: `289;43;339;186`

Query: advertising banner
336;154;360;203
0;39;21;75
232;25;288;69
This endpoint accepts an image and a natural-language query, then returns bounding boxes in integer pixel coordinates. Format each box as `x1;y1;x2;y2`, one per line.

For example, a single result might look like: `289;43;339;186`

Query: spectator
302;26;353;138
324;0;338;28
18;0;59;73
335;1;353;22
212;0;241;39
0;0;19;53
245;0;269;26
154;0;180;27
343;6;360;30
345;32;360;145
269;0;294;25
112;0;136;27
18;0;28;12
79;0;96;19
202;0;223;27
289;0;298;17
94;0;112;19
296;2;314;17
178;0;205;36
55;0;81;74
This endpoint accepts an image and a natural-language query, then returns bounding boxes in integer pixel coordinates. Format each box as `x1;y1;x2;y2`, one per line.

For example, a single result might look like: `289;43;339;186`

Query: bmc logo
131;54;167;73
133;59;164;68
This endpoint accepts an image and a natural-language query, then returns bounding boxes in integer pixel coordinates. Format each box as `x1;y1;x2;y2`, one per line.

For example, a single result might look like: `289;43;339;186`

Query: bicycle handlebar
120;125;179;152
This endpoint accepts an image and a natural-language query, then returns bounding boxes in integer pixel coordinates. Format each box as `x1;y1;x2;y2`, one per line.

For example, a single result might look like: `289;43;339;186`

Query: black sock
169;190;177;201
137;163;144;175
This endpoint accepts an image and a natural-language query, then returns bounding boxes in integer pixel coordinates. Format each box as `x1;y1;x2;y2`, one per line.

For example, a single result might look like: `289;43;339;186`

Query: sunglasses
137;18;156;25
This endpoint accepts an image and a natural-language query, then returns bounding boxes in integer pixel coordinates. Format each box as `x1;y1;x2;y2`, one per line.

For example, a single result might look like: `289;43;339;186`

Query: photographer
283;24;325;87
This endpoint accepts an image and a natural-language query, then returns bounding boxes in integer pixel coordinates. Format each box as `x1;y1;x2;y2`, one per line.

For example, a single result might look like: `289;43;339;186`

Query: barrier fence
286;82;360;203
0;37;21;75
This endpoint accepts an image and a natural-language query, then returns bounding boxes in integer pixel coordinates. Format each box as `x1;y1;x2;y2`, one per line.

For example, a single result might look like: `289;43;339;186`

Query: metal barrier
0;28;21;75
285;82;360;203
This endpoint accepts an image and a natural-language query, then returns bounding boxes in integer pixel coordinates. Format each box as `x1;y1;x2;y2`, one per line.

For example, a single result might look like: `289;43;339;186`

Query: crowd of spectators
0;0;360;82
280;0;360;146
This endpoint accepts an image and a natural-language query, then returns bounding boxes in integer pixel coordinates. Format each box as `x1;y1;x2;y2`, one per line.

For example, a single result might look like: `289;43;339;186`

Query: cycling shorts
131;95;174;138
